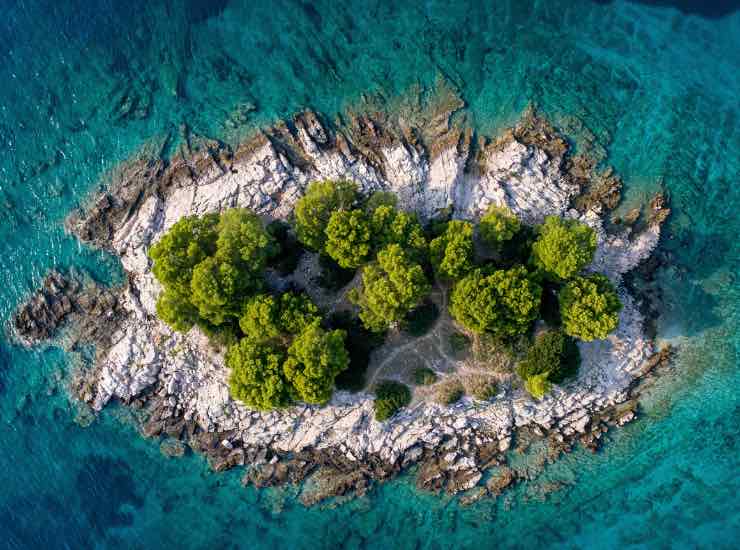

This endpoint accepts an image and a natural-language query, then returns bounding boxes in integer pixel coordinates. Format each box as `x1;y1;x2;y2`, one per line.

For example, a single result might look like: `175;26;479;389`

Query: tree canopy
149;213;219;296
283;323;349;405
226;338;291;411
559;274;622;340
324;209;372;268
350;244;431;332
149;208;276;332
479;204;521;247
531;216;597;281
429;220;475;280
369;205;427;261
449;266;542;336
294;179;357;251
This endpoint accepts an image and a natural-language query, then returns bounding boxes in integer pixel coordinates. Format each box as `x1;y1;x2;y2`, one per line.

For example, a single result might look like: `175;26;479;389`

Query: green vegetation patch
412;367;438;386
517;329;581;398
150;179;622;412
374;380;412;421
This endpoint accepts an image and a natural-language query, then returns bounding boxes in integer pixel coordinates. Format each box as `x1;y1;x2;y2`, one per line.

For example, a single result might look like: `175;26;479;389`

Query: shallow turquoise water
0;0;738;548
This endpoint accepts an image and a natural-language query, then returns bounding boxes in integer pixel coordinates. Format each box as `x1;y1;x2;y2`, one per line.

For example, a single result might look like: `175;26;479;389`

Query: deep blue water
0;1;738;548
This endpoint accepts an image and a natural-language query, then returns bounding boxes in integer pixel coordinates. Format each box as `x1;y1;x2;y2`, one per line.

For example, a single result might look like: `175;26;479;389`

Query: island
12;89;671;505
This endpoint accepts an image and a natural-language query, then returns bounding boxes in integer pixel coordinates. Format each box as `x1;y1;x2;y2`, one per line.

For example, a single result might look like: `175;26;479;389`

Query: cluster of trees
150;179;623;416
148;208;349;411
295;180;431;333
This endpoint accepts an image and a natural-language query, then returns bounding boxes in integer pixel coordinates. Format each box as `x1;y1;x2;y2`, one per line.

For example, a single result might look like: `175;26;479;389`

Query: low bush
412;367;438;386
374;380;412;421
434;378;465;405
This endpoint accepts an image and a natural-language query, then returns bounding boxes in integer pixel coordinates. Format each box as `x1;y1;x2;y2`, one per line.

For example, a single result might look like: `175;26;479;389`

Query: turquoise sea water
0;0;738;548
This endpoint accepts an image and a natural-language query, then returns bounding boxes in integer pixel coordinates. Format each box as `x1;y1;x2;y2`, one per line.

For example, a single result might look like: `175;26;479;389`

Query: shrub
531;216;597;281
294;179;357;251
517;330;581;384
324;209;372;268
559;274;621;341
449;266;542;337
155;288;200;332
479;204;521;247
413;367;438;386
434;378;465;405
374;380;412;421
239;294;282;341
524;372;551;399
404;301;440;337
463;374;498;401
283;323;349;405
350;244;431;332
226;338;291;411
190;257;259;326
429;220;475;280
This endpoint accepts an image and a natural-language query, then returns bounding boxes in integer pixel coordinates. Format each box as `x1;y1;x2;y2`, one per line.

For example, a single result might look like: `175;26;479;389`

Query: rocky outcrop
15;97;671;504
11;270;123;349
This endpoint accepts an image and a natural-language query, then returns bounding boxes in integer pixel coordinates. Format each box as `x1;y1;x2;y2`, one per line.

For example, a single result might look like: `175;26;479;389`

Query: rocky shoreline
11;91;672;505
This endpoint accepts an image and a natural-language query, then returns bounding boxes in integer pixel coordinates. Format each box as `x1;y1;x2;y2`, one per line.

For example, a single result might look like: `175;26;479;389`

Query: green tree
429;220;475;280
449;266;542;336
369;205;427;261
365;190;397;212
559;274;621;340
215;208;277;268
324;209;372;268
531;216;597;281
278;292;321;335
479;204;521;247
239;294;282;341
350;244;431;332
283;323;349;405
240;292;321;342
517;330;581;384
149;213;219;295
191;257;255;326
373;380;412;421
226;338;291;410
155;288;200;332
294;179;357;251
